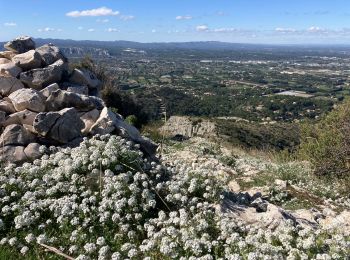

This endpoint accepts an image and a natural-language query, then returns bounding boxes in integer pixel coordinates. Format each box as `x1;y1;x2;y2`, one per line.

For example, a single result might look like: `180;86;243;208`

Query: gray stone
1;109;38;127
4;36;35;54
0;145;28;164
0;98;16;113
0;124;36;146
24;143;43;161
39;83;60;98
45;89;104;111
12;50;42;70
67;85;89;95
0;51;16;60
0;76;24;96
69;68;101;90
89;107;116;135
36;44;66;66
79;109;100;135
34;108;84;144
19;59;67;90
0;58;11;65
0;111;6;125
0;62;22;77
8;88;45;112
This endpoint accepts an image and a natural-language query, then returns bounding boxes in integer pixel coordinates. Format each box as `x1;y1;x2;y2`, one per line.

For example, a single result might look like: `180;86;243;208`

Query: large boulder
0;58;11;65
19;59;67;89
89;107;117;135
0;124;36;146
8;88;46;112
24;143;43;161
45;89;104;111
79;109;100;135
0;145;28;164
69;68;101;90
12;50;42;70
0;51;16;60
0;62;22;77
0;98;16;113
39;83;60;98
34;108;84;144
36;43;66;66
0;75;24;96
1;109;38;127
4;36;35;54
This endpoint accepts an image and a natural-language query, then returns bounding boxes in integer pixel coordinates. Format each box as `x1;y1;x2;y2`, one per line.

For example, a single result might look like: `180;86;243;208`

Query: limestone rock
0;58;11;64
24;143;43;161
0;124;36;146
0;111;6;125
0;62;22;77
0;145;28;164
69;68;101;90
4;36;35;54
79;109;100;135
1;109;38;127
0;76;24;96
40;83;60;98
45;89;104;111
8;88;45;112
67;84;89;95
12;50;42;70
0;51;16;60
89;107;117;135
36;44;66;66
19;59;67;89
0;98;16;113
34;108;84;144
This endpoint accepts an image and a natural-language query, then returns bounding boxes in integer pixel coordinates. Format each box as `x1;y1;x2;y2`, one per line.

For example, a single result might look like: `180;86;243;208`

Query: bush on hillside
298;98;350;177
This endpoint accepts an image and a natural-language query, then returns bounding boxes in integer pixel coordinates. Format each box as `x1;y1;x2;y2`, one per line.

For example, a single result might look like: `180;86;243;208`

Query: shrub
298;98;350;177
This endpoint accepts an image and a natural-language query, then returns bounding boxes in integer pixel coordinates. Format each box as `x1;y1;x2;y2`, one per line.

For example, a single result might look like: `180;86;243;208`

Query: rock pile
0;36;156;164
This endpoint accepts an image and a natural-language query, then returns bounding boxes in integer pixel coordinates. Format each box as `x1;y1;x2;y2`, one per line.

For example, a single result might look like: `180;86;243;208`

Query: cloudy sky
1;0;350;44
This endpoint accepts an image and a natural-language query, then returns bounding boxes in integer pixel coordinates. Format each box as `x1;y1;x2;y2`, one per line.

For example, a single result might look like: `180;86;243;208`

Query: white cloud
4;22;16;26
120;15;135;21
78;26;84;30
88;28;95;32
37;27;57;32
66;7;120;17
213;27;239;33
308;26;326;33
106;28;119;32
196;25;209;32
176;15;192;20
97;18;109;23
151;29;156;33
275;27;297;33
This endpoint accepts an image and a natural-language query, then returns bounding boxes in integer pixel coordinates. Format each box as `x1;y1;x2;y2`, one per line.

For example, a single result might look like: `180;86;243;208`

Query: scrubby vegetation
1;135;350;259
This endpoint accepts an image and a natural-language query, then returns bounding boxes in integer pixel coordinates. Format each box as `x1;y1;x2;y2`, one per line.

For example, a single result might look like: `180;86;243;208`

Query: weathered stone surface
12;50;42;70
0;111;6;125
0;124;36;146
46;89;104;111
36;44;66;66
0;51;16;60
0;58;11;65
39;83;60;98
34;108;84;143
89;107;117;135
1;109;37;127
0;98;16;113
8;88;45;112
67;84;89;95
0;145;28;164
19;59;67;90
0;75;24;96
69;68;101;89
4;36;35;54
0;62;22;77
80;109;100;135
24;143;43;161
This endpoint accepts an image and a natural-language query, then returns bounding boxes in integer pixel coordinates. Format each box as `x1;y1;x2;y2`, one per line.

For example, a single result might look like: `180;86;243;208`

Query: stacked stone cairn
0;36;156;164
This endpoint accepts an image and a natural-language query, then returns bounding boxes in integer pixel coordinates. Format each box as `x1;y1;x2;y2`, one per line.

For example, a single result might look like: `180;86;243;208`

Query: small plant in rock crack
268;185;291;204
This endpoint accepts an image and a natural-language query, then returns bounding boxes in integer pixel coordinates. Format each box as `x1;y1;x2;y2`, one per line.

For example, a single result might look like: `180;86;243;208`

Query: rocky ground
161;136;350;233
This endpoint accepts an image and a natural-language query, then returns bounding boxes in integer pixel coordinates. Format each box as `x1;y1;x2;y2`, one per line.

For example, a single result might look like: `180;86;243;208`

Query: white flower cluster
0;134;349;259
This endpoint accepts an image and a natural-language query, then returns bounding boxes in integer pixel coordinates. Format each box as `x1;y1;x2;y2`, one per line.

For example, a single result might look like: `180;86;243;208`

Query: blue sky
1;0;350;44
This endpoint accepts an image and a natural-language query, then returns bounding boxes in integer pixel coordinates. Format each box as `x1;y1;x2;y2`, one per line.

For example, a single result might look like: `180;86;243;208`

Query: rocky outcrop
0;36;157;164
161;116;217;138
